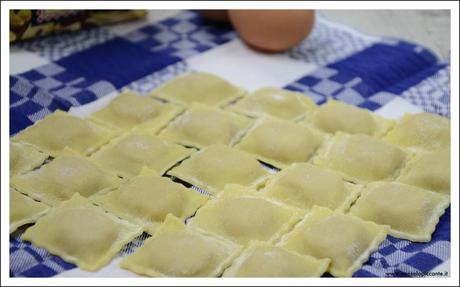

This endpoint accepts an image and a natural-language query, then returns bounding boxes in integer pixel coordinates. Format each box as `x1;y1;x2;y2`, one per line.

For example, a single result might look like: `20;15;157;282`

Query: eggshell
229;10;315;53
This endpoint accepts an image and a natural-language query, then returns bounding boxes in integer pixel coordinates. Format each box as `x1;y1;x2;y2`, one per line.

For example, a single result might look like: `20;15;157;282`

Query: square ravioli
10;188;49;233
261;163;361;212
348;182;449;242
227;87;316;120
11;155;124;205
167;144;269;195
189;185;302;245
313;132;406;183
90;90;183;132
223;241;330;277
159;103;253;148
10;142;48;176
383;112;450;152
22;194;142;271
234;117;324;168
397;148;450;196
13;110;118;156
93;171;208;234
279;206;388;277
149;72;245;107
301;99;394;136
91;131;195;178
120;214;242;277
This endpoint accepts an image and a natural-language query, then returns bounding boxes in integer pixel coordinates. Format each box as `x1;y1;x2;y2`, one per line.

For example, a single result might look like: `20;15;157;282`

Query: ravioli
167;144;269;195
234;117;324;168
262;163;361;212
159;103;253;148
302;99;394;136
13;110;118;156
228;87;316;120
93;171;208;234
313;133;406;183
120;214;242;277
279;206;388;277
22;194;142;271
91;90;183;132
348;182;449;242
397;148;450;196
189;185;302;245
150;72;245;107
10;188;49;233
383;112;450;152
91;131;195;178
223;241;330;277
10;142;48;176
11;155;123;205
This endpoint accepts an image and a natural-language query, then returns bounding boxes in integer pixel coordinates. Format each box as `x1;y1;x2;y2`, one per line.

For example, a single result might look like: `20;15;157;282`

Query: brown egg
228;10;315;53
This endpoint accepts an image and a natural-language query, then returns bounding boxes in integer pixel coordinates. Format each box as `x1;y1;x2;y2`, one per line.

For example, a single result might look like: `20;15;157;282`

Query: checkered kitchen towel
10;10;450;277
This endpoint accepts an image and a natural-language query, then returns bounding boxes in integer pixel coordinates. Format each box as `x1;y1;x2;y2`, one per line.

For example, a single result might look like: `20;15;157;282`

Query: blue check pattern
10;11;451;277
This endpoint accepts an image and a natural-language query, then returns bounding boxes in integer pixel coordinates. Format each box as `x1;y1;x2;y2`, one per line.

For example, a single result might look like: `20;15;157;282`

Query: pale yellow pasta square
11;155;124;205
13;110;118;156
167;144;269;195
397;148;450;196
383;112;450;152
227;87;316;120
279;206;388;277
348;182;449;242
90;90;183;132
10;142;48;177
262;163;361;212
234;117;324;168
159;103;253;148
223;241;330;277
93;171;208;234
120;214;242;277
189;184;302;245
22;194;142;271
301;99;394;136
149;72;245;107
91;131;195;178
313;132;407;183
10;188;49;233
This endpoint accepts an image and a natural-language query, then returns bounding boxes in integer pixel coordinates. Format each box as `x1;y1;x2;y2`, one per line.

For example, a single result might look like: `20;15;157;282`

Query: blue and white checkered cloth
10;11;450;277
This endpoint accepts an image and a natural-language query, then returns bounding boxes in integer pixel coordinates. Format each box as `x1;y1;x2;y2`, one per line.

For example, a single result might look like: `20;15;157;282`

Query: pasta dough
91;90;183;132
279;206;388;277
167;144;269;194
11;155;123;205
93;171;208;234
223;241;330;277
120;214;242;277
383;112;450;152
91;131;195;178
22;193;142;271
313;132;406;183
13;110;118;156
159;103;253;148
10;142;48;176
302;99;394;136
348;182;450;242
397;148;450;196
10;188;49;233
189;185;302;245
234;117;324;168
262;163;361;212
228;87;316;120
149;72;245;107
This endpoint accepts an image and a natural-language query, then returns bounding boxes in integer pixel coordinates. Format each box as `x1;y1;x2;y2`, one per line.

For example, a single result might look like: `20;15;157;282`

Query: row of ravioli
10;72;451;277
